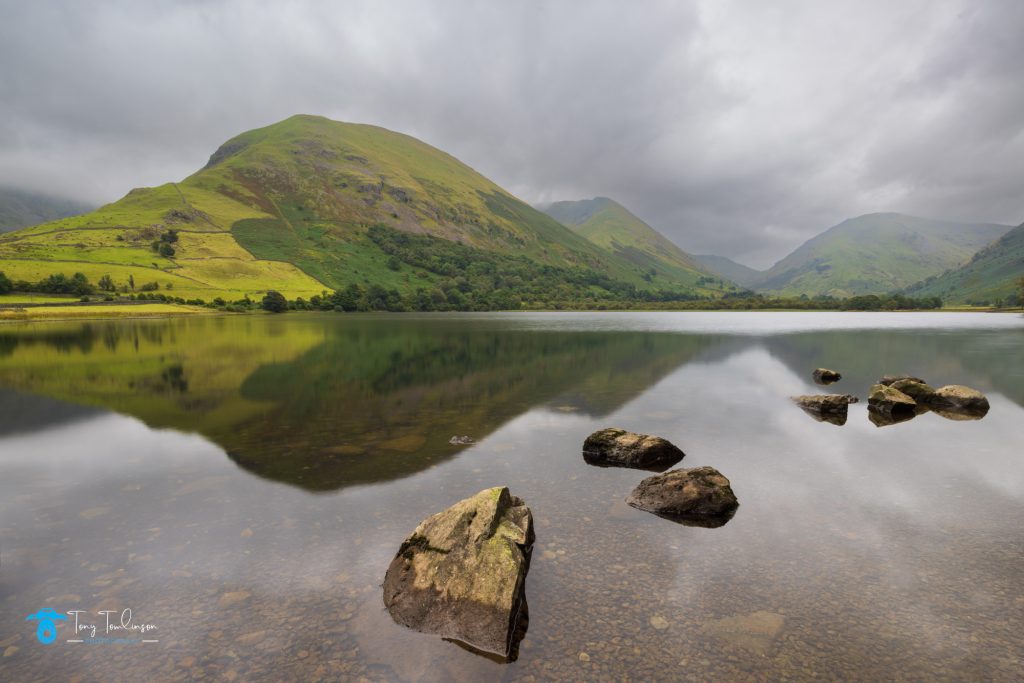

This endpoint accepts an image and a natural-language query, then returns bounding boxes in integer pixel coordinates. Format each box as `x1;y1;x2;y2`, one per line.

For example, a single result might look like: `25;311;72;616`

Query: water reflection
0;317;724;491
1;313;1023;682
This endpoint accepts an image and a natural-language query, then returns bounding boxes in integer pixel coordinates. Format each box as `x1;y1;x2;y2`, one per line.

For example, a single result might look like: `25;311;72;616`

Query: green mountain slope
0;187;92;233
903;222;1024;304
0;116;720;304
694;254;763;288
542;197;720;289
754;213;1012;297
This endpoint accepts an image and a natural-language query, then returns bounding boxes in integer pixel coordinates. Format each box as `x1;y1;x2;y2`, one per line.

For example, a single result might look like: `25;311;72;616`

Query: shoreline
1;304;1019;324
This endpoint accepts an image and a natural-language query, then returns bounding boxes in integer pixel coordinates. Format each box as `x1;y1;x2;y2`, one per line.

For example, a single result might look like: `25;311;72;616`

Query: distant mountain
903;222;1024;304
0;187;91;233
753;213;1013;297
0;116;726;304
542;197;720;289
694;254;762;288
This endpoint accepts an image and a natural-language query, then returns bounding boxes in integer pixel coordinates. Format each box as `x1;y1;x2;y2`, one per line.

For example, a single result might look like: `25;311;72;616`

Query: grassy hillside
903;222;1024;304
0;187;92;233
542;197;726;290
694;254;763;287
753;213;1012;297
0;116;719;304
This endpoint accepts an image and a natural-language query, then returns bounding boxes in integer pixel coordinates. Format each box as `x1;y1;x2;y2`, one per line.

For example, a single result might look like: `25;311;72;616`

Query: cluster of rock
868;375;989;425
583;428;738;527
383;486;533;659
791;367;990;428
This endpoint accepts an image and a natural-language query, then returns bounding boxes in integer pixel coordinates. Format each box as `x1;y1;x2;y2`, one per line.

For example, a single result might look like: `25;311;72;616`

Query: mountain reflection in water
1;312;1023;682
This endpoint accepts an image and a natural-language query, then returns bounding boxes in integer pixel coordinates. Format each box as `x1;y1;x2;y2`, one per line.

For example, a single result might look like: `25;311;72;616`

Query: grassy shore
0;303;213;322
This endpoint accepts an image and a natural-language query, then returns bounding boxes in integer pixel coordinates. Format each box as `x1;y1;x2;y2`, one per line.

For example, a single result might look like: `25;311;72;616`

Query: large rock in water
791;394;858;425
626;466;738;526
382;487;533;658
582;428;684;470
928;385;990;415
868;383;916;414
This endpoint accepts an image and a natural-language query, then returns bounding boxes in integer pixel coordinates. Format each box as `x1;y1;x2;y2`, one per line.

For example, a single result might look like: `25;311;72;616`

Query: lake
1;312;1023;682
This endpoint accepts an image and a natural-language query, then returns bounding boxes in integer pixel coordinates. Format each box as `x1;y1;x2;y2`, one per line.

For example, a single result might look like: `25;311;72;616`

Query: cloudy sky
1;0;1022;267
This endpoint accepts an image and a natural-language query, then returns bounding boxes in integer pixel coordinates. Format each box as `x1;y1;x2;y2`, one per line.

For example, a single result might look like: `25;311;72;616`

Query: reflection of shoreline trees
0;317;720;491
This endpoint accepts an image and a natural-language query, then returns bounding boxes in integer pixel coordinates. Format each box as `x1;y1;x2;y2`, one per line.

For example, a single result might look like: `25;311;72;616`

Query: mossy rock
382;486;534;658
626;466;738;526
582;427;684;471
868;383;916;414
928;385;990;417
889;379;937;402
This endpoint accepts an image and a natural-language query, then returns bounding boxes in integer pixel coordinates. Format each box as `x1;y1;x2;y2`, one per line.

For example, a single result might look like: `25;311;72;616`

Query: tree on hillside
261;290;288;313
1018;277;1024;309
0;271;11;295
98;274;115;292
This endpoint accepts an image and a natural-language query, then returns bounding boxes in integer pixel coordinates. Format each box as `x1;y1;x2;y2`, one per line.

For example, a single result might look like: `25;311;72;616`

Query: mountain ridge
541;196;719;289
903;221;1024;304
0;115;725;305
750;212;1012;297
0;187;93;233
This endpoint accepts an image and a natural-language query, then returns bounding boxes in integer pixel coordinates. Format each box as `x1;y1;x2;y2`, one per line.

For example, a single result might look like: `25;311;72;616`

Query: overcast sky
1;0;1022;267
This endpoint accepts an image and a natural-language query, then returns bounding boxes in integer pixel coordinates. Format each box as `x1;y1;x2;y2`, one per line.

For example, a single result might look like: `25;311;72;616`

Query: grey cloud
1;0;1022;268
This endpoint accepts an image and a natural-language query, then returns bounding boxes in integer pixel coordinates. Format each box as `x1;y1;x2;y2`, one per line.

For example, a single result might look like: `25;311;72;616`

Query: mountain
902;222;1024;304
0;115;724;305
0;187;92;233
753;213;1013;297
694;254;763;288
542;197;720;288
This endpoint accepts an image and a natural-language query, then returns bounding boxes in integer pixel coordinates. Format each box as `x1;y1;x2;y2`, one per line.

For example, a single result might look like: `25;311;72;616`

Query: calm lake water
1;312;1023;682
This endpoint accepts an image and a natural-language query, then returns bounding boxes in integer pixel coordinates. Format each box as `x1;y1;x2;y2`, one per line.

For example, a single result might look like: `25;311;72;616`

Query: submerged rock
582;428;684;471
879;374;926;386
382;487;533;659
868;383;916;414
626;466;738;525
812;368;842;385
700;611;786;655
928;385;990;416
791;394;858;426
449;435;475;445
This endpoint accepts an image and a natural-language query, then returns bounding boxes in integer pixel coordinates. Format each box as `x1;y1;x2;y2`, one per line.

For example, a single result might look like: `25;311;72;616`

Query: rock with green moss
889;379;937;402
626;466;738;526
928;385;990;416
582;428;684;470
868;383;916;414
382;486;534;658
